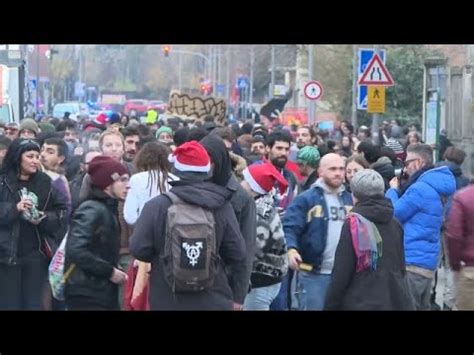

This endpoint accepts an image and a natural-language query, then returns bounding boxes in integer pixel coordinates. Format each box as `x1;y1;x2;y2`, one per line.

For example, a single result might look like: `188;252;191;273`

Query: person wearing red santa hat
241;163;289;310
130;141;247;310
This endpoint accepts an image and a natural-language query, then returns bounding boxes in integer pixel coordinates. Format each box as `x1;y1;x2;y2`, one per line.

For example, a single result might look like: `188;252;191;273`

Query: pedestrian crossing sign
367;85;386;113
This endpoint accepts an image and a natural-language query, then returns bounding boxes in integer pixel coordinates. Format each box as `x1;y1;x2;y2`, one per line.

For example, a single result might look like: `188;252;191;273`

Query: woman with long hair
0;138;67;310
405;131;422;149
345;154;370;194
124;141;178;226
123;141;178;311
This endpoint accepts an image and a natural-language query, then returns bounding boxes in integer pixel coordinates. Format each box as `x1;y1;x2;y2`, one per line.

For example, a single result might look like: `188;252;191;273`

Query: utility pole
225;45;230;106
351;44;358;127
249;46;255;119
178;50;182;92
217;46;222;97
213;46;218;93
308;44;316;126
371;45;380;145
208;45;212;84
36;44;40;114
270;45;275;99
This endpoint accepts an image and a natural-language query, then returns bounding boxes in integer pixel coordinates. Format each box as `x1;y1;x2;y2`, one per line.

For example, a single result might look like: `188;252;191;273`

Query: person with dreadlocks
324;170;414;310
123;141;178;310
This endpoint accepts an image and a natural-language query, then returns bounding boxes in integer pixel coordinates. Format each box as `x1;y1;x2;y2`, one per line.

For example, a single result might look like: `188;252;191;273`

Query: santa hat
94;113;108;126
243;163;288;195
168;141;210;173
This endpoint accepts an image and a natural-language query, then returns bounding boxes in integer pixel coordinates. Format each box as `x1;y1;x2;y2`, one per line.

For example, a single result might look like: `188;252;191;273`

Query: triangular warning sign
358;53;394;86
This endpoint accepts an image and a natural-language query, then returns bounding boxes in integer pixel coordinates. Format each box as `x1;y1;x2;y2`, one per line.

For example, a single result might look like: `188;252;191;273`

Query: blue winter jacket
386;166;456;270
283;185;353;271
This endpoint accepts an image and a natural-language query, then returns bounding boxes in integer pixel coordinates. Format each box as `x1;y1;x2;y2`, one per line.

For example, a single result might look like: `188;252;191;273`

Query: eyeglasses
5;128;18;133
404;158;419;167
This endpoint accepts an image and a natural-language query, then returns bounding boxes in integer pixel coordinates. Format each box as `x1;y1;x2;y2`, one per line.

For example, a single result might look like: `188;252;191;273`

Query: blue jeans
294;272;331;310
244;283;281;310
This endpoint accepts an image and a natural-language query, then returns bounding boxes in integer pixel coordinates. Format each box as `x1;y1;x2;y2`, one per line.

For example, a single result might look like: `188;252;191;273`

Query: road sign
304;81;323;100
216;84;225;95
425;100;439;146
367;86;385;113
358;49;386;110
359;53;394;86
236;76;249;89
74;82;85;98
274;84;288;97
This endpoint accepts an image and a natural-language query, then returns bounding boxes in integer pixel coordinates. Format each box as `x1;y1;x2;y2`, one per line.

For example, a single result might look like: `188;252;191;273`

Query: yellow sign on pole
367;85;385;114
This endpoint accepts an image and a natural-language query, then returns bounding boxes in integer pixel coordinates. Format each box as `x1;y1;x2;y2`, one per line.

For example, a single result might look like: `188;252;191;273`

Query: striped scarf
348;213;383;272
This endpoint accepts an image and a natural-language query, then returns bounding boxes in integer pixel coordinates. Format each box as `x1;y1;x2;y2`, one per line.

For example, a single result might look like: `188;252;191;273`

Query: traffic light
162;45;171;57
200;81;213;95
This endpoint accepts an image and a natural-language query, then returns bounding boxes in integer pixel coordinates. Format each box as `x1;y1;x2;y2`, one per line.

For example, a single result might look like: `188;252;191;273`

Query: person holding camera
386;143;456;310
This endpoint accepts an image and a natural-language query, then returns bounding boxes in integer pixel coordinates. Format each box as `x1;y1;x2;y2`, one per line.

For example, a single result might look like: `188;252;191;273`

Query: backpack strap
164;191;182;204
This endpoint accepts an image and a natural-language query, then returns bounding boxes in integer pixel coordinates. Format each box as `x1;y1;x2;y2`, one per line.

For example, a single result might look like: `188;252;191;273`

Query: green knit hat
38;122;56;135
297;146;320;168
155;126;173;139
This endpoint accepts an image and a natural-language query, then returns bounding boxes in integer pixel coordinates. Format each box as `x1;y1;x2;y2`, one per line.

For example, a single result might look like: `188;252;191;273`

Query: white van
0;99;15;124
53;102;89;120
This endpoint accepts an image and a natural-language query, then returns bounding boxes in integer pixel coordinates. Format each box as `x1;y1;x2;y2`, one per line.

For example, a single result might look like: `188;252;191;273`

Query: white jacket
124;170;178;225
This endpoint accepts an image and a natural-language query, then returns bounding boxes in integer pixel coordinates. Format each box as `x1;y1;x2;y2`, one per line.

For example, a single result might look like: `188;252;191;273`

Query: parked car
124;99;149;117
147;100;167;113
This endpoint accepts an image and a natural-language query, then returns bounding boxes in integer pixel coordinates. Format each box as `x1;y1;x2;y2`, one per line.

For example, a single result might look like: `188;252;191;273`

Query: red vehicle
124;99;149;116
147;100;167;113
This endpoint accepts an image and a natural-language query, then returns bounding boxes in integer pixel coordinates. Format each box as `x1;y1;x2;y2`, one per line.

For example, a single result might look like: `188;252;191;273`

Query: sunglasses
5;128;18;133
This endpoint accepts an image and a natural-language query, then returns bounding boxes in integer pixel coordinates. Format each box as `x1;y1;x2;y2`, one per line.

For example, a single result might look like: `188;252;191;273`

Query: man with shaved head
283;153;353;310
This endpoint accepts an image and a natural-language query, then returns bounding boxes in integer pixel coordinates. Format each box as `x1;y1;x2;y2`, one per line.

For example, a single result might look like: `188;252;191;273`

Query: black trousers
0;251;48;310
66;299;118;311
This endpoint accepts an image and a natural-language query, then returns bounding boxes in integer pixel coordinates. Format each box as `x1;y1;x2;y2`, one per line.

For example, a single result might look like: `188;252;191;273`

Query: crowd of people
0;111;472;311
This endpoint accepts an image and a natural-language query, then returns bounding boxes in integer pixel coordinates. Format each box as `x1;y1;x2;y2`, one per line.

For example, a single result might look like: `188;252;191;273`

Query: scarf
348;212;383;272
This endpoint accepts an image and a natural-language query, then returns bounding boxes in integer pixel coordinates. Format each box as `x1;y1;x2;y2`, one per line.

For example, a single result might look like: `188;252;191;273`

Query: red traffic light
162;45;171;57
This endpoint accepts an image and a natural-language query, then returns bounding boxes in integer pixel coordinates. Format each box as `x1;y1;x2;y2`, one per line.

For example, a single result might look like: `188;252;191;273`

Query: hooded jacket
371;156;395;192
324;197;414;310
200;135;256;304
129;181;246;310
445;185;474;271
386;166;456;270
436;161;469;191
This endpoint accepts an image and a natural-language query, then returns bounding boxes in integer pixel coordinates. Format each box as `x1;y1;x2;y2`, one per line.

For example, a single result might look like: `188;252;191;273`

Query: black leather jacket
65;187;121;309
0;171;68;265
